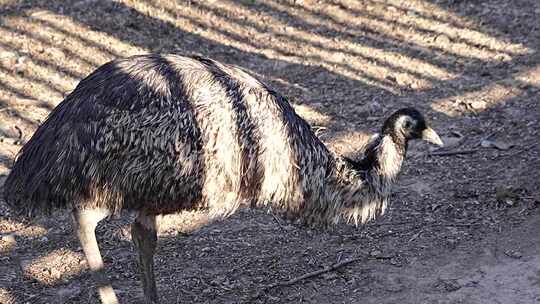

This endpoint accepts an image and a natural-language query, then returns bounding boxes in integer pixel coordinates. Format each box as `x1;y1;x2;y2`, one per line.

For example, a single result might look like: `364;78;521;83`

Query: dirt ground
0;0;539;303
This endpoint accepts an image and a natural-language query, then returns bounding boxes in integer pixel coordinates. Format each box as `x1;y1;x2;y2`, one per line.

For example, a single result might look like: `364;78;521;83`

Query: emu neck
346;134;406;225
373;135;406;180
263;134;408;227
306;135;407;227
351;134;406;181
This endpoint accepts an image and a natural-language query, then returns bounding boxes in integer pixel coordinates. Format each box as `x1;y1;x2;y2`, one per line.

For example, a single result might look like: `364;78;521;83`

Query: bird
3;53;444;304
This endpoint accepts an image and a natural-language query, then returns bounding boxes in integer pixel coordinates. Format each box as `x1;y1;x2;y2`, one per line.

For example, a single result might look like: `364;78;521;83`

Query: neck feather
271;134;407;227
347;134;407;180
325;134;406;226
375;135;406;180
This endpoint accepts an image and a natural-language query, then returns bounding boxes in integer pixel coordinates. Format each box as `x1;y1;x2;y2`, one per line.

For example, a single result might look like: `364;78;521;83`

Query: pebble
17;56;29;65
504;250;523;259
435;278;461;292
370;249;394;259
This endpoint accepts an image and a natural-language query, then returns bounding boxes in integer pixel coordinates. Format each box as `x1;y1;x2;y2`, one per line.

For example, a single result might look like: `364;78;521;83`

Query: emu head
382;107;444;148
339;108;443;226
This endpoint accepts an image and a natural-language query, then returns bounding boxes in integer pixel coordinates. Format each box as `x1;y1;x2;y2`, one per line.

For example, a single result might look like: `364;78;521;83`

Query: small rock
370;250;383;257
504;250;522;259
470;100;487;110
390;257;403;267
434;279;461;292
480;139;493;148
441;136;462;148
481;139;514;150
322;272;338;280
495;53;511;61
16;56;29;65
435;34;451;44
370;250;394;259
495;186;519;205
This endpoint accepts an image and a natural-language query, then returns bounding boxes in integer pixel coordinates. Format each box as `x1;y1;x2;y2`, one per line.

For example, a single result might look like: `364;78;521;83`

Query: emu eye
403;120;413;129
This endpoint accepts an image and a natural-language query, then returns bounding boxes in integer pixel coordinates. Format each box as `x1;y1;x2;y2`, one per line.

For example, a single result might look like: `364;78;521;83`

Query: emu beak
422;127;444;147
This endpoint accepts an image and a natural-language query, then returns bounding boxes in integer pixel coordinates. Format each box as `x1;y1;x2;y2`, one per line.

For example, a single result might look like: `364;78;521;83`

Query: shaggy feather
4;54;410;226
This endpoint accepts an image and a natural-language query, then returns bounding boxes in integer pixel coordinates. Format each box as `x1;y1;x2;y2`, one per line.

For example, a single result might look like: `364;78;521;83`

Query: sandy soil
1;0;539;303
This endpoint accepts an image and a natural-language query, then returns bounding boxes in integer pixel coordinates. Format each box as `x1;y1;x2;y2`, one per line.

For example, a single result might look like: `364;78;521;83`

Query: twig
14;125;24;139
437;222;482;227
270;213;286;233
264;257;364;290
408;229;424;243
0;105;34;114
428;149;479;157
369;220;416;226
500;143;537;158
0;106;23;113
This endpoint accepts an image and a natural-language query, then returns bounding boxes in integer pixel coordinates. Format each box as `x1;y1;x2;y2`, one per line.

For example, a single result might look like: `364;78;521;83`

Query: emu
4;54;443;303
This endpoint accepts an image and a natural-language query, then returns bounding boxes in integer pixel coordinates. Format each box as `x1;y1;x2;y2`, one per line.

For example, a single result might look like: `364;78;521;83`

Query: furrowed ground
0;1;539;303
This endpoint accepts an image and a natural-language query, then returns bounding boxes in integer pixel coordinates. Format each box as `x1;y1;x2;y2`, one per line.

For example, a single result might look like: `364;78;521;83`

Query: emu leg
132;213;158;304
73;209;119;304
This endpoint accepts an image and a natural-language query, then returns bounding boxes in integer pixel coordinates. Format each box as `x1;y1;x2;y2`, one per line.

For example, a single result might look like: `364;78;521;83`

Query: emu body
4;54;443;303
